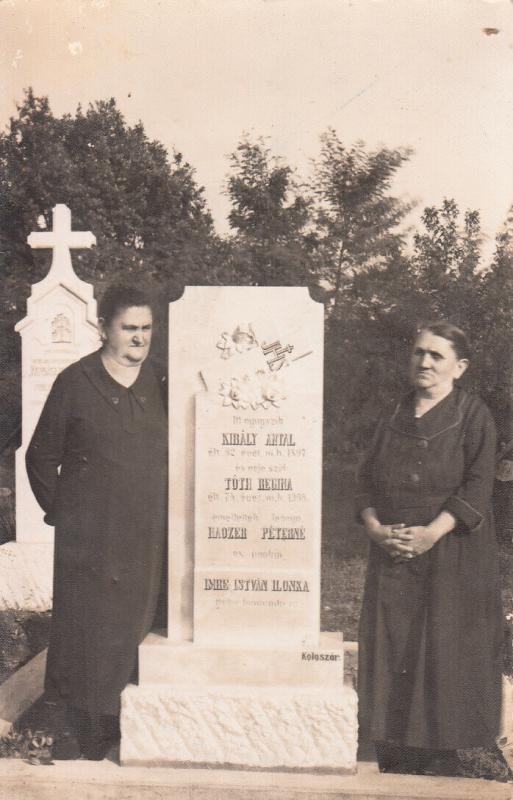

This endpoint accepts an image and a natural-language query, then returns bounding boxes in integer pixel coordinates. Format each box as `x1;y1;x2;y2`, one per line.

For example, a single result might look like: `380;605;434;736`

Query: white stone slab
194;393;321;647
15;205;97;543
138;631;344;686
121;683;357;771
0;542;52;611
169;287;323;643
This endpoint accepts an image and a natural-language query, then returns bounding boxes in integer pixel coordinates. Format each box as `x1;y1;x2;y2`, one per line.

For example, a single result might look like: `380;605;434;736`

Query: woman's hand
360;508;413;559
400;512;457;558
399;526;439;557
375;525;414;560
361;508;457;562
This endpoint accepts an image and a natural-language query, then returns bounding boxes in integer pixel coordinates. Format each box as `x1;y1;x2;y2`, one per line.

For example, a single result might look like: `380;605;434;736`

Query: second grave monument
15;204;97;544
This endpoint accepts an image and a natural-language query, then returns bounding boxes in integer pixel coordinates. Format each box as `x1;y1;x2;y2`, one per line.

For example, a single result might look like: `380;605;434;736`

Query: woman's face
100;305;153;367
410;330;468;394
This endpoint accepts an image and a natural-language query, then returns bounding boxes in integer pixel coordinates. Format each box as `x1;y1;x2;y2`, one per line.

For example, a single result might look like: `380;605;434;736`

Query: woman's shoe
375;742;458;776
81;713;120;761
51;731;82;760
375;741;414;773
82;738;114;761
422;751;460;777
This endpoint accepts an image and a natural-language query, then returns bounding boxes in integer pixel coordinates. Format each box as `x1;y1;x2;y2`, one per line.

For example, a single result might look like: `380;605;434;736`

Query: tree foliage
0;89;216;315
309;128;414;314
411;199;483;314
477;233;513;438
225;136;311;285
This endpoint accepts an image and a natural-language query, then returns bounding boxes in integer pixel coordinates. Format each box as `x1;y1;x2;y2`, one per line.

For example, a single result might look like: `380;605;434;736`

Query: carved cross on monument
27;204;96;280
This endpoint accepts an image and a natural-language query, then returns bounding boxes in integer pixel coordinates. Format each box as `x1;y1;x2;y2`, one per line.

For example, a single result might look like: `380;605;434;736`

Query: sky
2;0;513;257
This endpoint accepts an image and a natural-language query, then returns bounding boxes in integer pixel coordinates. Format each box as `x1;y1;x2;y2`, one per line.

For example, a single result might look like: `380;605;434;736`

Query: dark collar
80;349;155;411
389;386;467;441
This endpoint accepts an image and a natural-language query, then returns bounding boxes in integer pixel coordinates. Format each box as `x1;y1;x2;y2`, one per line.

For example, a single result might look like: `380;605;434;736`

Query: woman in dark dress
355;321;504;776
26;285;167;760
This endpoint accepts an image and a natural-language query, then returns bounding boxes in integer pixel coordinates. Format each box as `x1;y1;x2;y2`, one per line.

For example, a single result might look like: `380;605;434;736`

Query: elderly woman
26;284;167;760
356;321;503;776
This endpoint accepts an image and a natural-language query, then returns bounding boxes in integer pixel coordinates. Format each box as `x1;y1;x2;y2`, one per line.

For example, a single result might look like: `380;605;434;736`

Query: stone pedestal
121;632;356;770
121;287;357;771
0;542;53;611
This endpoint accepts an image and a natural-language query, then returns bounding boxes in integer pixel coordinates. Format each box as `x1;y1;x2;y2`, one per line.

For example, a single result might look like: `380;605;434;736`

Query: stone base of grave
120;630;357;771
0;542;53;611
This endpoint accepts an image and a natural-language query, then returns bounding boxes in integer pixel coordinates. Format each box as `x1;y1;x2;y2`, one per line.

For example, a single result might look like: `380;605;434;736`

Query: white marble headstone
169;287;323;645
121;286;357;771
15;205;98;543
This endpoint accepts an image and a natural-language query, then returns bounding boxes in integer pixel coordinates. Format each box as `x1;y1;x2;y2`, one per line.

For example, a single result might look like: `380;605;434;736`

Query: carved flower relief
219;371;285;410
257;372;285;409
220;377;254;409
216;324;258;359
216;332;235;359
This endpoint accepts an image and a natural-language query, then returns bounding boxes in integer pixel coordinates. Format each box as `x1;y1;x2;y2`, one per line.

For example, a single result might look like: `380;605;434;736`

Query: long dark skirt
358;509;503;750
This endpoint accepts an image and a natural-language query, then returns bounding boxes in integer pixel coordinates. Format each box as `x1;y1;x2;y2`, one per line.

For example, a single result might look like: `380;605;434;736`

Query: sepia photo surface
1;0;513;793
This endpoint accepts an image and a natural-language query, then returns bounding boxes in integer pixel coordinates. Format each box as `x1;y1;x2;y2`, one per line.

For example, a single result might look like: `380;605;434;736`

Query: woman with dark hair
356;321;504;776
26;284;167;760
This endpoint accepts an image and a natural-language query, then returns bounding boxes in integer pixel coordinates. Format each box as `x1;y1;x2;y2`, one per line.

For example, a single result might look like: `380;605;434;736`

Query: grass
0;610;51;684
321;552;366;640
0;446;15;545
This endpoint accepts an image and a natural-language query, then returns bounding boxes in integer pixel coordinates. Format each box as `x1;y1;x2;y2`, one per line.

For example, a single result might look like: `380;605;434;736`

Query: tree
306;130;415;482
225;135;311;285
344;200;485;355
411;199;483;318
309;128;414;315
0;89;216;318
477;231;513;432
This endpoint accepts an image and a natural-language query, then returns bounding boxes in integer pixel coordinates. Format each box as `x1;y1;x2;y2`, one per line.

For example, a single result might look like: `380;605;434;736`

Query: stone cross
27;204;96;279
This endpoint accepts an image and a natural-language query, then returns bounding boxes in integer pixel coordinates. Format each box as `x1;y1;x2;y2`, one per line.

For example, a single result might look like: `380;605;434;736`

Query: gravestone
15;204;98;544
121;286;357;771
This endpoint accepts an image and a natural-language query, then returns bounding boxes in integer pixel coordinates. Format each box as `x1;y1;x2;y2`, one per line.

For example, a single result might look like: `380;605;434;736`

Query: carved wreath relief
216;324;296;410
219;372;285;410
